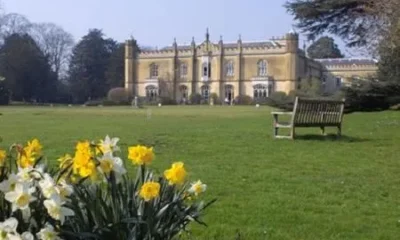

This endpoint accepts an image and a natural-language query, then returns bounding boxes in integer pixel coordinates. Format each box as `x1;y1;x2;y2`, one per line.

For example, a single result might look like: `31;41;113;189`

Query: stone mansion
124;29;378;103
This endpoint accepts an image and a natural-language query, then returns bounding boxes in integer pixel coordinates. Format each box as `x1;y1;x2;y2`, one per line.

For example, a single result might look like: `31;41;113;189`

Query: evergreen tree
284;0;376;47
68;29;116;103
105;42;125;88
0;33;56;102
307;36;344;59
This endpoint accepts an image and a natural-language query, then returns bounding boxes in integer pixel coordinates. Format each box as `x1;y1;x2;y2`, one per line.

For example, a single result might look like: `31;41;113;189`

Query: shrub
141;97;159;106
234;95;253;105
260;91;294;111
0;136;215;239
102;99;118;106
159;96;177;105
340;80;400;112
209;93;221;105
107;87;129;104
0;82;9;105
189;93;202;105
84;99;103;106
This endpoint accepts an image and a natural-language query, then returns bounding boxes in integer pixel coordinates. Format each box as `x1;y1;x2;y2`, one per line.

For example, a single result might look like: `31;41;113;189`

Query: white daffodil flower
39;174;58;199
30;164;45;180
56;179;73;201
36;223;61;240
16;167;34;183
0;217;18;238
44;195;74;225
188;180;207;196
0;174;21;193
5;182;36;212
21;232;34;240
97;152;126;182
99;135;120;153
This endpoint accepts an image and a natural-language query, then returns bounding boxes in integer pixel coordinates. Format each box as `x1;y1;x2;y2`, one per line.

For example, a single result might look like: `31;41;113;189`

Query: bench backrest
291;97;345;126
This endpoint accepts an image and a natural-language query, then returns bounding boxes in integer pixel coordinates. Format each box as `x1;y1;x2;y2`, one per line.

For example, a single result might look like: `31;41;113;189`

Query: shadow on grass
295;134;370;142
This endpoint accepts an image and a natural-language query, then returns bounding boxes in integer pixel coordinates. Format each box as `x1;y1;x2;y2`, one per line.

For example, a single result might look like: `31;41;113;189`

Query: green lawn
0;105;399;240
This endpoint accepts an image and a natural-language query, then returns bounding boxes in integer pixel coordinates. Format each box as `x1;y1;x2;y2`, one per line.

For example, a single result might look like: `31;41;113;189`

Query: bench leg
273;114;278;139
320;126;326;136
273;126;278;138
290;127;296;140
337;125;342;137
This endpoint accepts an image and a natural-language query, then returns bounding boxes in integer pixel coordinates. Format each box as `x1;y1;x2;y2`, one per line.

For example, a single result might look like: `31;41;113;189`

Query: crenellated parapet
137;31;298;59
316;58;378;71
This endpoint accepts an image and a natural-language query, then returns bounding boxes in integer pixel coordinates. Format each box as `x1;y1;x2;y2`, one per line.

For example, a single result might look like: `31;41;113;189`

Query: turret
285;28;299;53
219;35;223;55
238;34;242;53
125;39;133;59
124;39;135;95
173;37;178;56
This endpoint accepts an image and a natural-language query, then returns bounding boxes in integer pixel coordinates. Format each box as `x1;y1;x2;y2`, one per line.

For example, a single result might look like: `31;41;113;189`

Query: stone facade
124;29;378;103
315;58;378;87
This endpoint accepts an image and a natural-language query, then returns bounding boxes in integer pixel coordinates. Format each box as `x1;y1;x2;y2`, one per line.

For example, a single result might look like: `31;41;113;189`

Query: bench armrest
271;112;293;115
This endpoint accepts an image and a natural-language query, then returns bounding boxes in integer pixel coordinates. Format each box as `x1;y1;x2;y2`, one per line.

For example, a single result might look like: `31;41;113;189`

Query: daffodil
0;217;21;240
128;145;154;165
188;180;207;196
57;154;72;169
98;152;126;182
164;162;187;185
17;149;35;169
72;141;97;179
16;167;34;183
5;182;36;212
26;138;42;154
39;174;58;199
97;135;120;155
0;174;21;193
29;164;45;180
21;232;34;240
0;149;6;167
139;181;160;201
56;179;73;201
43;194;74;225
0;217;33;240
17;138;42;169
36;223;61;240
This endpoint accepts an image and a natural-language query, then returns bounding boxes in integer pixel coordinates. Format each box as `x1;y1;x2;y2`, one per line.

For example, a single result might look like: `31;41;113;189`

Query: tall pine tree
68;29;117;103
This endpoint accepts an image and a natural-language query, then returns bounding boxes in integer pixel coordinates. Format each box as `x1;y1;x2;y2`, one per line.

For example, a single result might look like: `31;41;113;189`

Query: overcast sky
3;0;358;56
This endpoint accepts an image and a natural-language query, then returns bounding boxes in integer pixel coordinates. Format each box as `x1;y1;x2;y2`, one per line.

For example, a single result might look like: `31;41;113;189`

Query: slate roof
315;58;378;66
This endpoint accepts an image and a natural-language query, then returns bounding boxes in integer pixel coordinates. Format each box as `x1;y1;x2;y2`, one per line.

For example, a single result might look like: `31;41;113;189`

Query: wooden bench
271;97;345;139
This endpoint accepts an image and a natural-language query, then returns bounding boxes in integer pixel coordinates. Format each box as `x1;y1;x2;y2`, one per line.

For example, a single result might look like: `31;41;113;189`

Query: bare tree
30;22;74;78
0;13;31;42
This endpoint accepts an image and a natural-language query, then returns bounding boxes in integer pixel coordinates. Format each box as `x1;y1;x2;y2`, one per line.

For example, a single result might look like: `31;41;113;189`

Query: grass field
0;105;399;239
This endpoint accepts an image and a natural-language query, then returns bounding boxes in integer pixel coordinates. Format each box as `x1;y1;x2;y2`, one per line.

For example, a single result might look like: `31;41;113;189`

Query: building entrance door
225;85;234;105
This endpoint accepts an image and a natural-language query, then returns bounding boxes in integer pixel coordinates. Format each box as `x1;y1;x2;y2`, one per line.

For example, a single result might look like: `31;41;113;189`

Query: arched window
201;85;210;100
257;60;267;77
145;85;158;101
179;85;188;99
225;60;234;77
180;63;188;77
253;84;269;99
202;63;210;77
149;63;158;78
